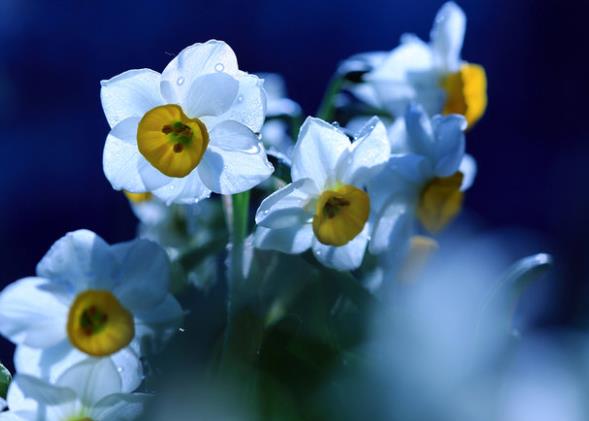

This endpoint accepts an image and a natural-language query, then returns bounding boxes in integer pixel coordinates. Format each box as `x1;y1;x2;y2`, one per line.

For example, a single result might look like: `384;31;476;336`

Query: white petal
430;2;466;72
36;229;116;291
91;393;149;420
197;121;273;194
149;171;212;205
369;201;413;255
111;239;170;312
0;278;67;348
254;225;313;254
103;117;150;193
100;69;163;128
431;114;466;177
312;226;369;271
160;40;239;104
336;117;391;185
13;375;76;408
261;120;294;164
255;178;315;229
291;117;350;188
204;72;267;132
15;344;143;394
459;154;477;191
57;358;122;406
183;72;238;118
369;36;434;82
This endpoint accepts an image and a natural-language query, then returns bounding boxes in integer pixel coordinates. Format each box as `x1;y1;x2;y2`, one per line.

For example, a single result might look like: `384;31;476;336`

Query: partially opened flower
102;40;273;205
254;116;390;270
0;230;182;390
369;104;476;267
0;358;148;420
364;2;487;128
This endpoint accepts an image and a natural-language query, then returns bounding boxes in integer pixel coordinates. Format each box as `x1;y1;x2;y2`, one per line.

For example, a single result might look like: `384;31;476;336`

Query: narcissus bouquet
0;3;568;420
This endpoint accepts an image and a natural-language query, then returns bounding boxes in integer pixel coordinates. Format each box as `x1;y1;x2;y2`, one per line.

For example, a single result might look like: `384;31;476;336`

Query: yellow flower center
67;290;134;357
440;63;487;128
137;104;209;178
313;184;370;247
124;191;153;203
417;171;464;233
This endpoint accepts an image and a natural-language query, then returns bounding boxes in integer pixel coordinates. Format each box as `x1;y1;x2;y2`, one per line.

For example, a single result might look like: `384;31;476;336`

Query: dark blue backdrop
0;0;587;364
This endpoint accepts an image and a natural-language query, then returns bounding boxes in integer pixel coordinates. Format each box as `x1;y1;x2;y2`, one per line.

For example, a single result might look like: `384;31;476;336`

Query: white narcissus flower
369;104;476;266
0;230;182;391
101;40;274;205
0;359;148;420
254;116;390;271
364;2;487;128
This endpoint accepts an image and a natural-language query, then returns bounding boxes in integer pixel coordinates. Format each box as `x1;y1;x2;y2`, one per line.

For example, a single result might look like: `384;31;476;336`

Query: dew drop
176;77;185;86
215;63;225;72
178;328;185;333
117;366;124;373
237;95;244;103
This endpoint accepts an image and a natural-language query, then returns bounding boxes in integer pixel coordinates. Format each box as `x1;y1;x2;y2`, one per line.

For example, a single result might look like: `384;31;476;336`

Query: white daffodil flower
369;104;476;266
0;358;148;420
101;40;274;205
0;230;182;391
254;116;390;270
364;2;487;128
257;73;301;165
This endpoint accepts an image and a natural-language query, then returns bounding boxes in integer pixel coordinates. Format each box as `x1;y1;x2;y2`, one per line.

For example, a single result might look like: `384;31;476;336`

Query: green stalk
317;75;345;122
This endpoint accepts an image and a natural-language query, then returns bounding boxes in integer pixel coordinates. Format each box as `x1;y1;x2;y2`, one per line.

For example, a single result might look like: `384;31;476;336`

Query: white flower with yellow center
254;116;390;270
0;359;147;420
364;2;487;128
0;230;182;391
101;40;273;205
369;104;476;264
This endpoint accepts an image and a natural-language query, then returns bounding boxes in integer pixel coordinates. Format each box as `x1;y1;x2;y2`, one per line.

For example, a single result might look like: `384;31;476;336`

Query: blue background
0;0;587;364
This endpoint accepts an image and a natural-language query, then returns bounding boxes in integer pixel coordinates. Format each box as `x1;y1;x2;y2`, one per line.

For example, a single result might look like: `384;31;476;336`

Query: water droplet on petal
117;366;124;373
237;95;244;103
176;77;185;86
215;63;225;72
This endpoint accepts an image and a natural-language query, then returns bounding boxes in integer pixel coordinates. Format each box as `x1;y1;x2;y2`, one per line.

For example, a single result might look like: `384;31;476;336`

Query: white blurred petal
37;230;116;291
110;239;170;312
57;358;122;407
459;154;477;191
0;278;67;348
430;2;466;72
431;114;466;177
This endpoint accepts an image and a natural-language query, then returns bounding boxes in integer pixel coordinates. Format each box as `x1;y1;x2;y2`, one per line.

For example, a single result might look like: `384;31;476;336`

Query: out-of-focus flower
369;104;475;271
0;358;148;420
359;2;487;128
257;73;302;165
101;40;273;205
0;230;181;390
254;116;390;270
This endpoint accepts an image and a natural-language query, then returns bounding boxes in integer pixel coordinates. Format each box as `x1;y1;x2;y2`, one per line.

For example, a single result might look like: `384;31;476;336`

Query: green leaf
0;362;11;399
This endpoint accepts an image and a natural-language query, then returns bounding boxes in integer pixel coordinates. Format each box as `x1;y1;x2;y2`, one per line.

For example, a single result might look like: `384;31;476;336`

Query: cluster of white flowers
0;2;490;418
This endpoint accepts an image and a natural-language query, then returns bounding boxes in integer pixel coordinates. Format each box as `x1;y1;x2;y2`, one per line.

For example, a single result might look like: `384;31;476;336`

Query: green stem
317;75;345;122
220;192;264;372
